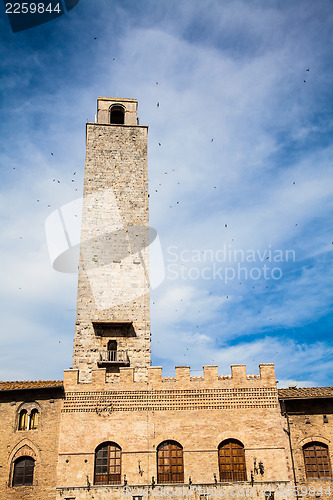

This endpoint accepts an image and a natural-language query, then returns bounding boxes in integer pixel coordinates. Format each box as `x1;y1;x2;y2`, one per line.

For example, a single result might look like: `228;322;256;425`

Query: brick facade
0;384;63;500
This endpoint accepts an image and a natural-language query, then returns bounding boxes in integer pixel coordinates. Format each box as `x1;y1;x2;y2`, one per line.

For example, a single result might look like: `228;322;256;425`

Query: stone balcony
97;350;130;367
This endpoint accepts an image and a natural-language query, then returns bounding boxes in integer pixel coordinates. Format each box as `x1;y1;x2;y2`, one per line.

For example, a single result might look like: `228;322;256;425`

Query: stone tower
72;97;151;382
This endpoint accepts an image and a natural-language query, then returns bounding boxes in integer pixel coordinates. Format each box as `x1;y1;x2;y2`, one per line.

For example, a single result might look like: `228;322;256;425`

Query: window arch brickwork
218;439;247;482
94;442;121;485
303;442;332;479
157;441;184;484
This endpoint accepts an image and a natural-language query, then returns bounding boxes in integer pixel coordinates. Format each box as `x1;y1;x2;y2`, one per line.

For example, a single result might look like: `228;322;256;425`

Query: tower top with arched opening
97;97;138;126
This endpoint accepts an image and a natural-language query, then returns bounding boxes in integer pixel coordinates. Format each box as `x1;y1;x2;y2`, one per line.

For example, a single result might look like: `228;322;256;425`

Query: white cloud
0;0;332;384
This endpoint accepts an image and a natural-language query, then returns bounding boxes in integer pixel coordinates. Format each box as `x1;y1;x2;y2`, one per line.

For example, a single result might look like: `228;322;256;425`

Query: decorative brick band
62;387;278;413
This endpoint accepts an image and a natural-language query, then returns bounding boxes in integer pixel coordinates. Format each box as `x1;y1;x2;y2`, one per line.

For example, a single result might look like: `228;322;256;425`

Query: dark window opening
303;442;331;479
218;439;247;482
94;442;121;485
106;340;118;361
157;440;184;484
12;457;35;486
110;105;125;124
107;340;117;351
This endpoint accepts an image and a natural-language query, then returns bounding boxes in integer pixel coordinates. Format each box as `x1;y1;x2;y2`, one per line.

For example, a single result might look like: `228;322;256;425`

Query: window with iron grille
157;441;184;484
303;442;331;479
94;442;121;485
218;439;247;482
12;457;35;486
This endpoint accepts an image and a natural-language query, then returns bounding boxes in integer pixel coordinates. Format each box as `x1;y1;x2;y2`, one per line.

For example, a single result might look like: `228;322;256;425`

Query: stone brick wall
0;387;63;500
56;363;294;498
97;97;138;125
73;98;151;382
282;398;333;499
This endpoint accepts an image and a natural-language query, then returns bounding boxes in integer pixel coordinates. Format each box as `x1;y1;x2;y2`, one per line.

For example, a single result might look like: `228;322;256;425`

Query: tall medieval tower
72;98;151;382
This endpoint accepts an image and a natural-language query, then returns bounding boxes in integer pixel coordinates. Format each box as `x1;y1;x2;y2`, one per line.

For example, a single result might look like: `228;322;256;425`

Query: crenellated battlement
63;363;276;392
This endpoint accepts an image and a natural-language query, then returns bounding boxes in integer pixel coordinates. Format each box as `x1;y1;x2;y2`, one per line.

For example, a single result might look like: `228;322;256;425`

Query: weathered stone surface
73;98;151;382
0;387;63;500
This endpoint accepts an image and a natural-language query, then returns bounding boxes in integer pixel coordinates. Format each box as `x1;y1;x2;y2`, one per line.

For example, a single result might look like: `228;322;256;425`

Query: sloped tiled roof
0;380;63;392
278;387;333;399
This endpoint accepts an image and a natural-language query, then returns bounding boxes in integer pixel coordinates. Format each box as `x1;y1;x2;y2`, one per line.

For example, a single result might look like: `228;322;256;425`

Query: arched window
303;442;331;478
110;105;125;124
18;410;28;431
107;340;117;361
94;442;121;485
218;439;247;482
29;409;39;430
12;457;35;486
157;441;184;484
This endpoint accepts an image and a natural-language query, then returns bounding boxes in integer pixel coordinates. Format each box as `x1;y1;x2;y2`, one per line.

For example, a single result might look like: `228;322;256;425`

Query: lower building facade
0;365;332;499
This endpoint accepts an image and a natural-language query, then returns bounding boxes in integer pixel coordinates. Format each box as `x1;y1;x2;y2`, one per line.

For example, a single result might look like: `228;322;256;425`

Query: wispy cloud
0;0;332;384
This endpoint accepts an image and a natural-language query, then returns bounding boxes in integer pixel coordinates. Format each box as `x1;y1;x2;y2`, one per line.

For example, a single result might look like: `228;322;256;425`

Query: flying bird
51;152;54;156
157;102;159;107
306;68;310;71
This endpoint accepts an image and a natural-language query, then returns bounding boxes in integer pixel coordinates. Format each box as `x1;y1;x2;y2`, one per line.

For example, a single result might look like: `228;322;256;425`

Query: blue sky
0;0;332;386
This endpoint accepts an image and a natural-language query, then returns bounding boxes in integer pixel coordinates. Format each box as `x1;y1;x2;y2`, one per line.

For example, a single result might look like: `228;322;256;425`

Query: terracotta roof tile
0;380;63;391
278;386;333;399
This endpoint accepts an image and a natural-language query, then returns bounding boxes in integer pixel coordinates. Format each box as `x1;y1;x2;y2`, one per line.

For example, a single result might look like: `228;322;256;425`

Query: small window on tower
107;340;117;361
107;340;117;351
110;105;125;124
